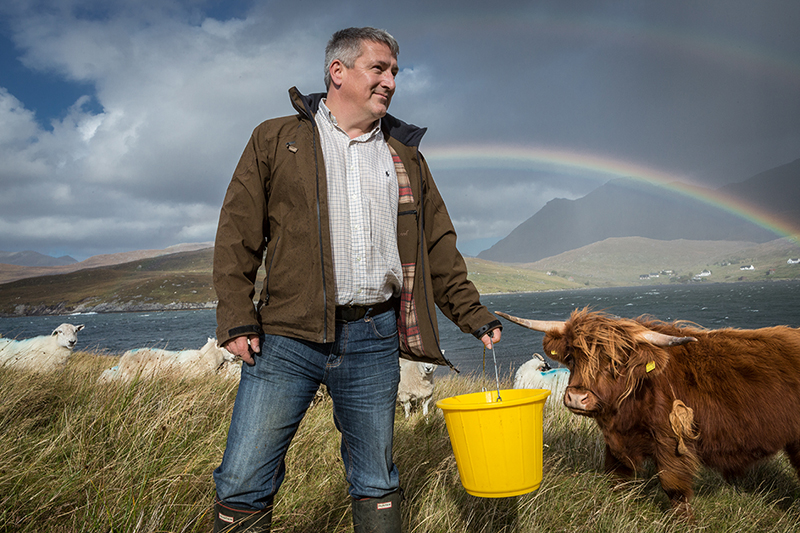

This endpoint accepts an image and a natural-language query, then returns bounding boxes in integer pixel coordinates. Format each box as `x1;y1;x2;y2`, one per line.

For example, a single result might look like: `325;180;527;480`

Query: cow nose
564;388;589;410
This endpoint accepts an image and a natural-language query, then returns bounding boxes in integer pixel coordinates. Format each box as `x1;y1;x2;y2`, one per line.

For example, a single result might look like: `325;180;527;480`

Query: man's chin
372;98;391;115
371;106;389;119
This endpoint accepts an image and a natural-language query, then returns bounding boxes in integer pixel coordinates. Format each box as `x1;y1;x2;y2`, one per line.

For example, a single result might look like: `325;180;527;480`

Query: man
212;27;501;533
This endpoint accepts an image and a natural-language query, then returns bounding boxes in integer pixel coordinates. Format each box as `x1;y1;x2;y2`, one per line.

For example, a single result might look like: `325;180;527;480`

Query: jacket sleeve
213;130;270;346
418;153;501;339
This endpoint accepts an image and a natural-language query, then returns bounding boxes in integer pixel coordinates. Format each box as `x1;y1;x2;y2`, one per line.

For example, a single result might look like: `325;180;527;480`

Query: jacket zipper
311;123;329;342
258;236;280;312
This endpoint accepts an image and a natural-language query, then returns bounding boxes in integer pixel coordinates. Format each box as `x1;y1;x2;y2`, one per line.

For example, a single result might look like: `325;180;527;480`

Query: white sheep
98;337;235;382
218;358;243;381
0;323;85;372
398;358;436;418
513;353;570;407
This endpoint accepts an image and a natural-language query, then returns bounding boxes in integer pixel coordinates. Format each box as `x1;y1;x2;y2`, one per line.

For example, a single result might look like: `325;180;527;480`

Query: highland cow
497;308;800;519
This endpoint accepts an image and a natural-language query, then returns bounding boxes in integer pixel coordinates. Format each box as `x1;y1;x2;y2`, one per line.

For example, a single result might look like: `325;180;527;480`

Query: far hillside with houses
519;235;800;287
637;253;800;284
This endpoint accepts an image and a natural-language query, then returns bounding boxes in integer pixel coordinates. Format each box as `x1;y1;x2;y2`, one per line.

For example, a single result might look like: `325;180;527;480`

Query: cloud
0;3;328;258
0;0;798;260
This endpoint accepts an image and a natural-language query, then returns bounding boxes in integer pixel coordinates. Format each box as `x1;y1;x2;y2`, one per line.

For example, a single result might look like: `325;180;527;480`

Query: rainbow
425;144;800;241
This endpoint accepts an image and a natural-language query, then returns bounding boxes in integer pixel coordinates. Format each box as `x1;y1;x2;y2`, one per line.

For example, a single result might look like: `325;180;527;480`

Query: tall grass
2;352;799;532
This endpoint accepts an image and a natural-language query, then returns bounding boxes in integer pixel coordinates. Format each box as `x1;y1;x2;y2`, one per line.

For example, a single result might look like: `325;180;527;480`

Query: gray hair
324;27;399;89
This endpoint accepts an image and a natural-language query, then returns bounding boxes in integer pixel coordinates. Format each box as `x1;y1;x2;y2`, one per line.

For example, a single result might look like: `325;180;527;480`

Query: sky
1;0;798;261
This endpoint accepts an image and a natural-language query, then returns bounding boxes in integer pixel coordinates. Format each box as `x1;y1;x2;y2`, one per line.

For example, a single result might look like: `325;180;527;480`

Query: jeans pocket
368;310;398;340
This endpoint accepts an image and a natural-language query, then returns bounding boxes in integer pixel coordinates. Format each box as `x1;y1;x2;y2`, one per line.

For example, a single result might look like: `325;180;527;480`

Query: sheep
98;337;235;382
218;358;243;382
0;323;85;372
513;353;570;407
397;358;436;418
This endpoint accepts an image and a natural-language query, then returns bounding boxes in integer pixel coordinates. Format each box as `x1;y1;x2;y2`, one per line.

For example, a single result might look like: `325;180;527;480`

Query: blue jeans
213;309;401;511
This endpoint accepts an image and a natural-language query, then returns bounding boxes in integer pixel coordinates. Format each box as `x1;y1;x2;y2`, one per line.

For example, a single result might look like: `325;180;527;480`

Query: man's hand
224;335;261;365
480;328;502;350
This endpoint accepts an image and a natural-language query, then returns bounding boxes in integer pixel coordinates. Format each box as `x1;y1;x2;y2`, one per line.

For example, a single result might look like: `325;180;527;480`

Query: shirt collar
318;99;382;142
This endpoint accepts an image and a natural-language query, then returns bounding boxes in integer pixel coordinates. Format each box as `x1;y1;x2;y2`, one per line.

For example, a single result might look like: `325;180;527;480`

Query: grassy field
2;352;800;532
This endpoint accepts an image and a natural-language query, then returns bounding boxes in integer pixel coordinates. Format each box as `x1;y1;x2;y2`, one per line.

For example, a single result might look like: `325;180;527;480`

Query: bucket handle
482;345;503;402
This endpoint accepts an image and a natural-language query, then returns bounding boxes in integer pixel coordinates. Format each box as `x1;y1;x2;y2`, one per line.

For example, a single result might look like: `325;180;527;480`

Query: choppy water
1;281;798;377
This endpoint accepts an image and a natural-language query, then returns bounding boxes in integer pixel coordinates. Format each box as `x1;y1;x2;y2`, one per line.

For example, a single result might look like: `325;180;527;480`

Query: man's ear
329;59;345;88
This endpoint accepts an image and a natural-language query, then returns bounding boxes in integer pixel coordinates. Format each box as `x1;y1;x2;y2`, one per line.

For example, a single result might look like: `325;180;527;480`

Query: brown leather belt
335;299;397;322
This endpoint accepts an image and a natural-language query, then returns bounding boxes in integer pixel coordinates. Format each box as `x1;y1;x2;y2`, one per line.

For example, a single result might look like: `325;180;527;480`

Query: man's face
340;40;398;122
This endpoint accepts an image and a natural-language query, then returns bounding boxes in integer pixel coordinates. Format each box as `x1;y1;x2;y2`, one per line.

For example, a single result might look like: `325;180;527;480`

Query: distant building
788;258;800;265
698;269;712;277
740;265;755;270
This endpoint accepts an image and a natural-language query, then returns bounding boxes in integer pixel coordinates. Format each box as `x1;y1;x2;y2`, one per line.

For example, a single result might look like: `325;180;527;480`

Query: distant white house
740;265;755;271
788;258;800;265
697;269;712;277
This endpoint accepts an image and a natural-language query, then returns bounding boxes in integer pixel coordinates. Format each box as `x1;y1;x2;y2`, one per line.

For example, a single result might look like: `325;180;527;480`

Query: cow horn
496;311;567;334
636;331;698;347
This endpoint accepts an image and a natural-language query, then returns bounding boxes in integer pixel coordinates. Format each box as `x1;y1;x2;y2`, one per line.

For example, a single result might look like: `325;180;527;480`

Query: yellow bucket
436;388;550;498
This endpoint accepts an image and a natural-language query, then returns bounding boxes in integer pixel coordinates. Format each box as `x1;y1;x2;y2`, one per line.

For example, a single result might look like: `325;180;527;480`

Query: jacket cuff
227;325;263;339
472;319;502;340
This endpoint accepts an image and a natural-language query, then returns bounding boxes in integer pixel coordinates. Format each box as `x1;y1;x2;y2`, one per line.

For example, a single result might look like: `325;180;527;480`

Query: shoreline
3;278;800;318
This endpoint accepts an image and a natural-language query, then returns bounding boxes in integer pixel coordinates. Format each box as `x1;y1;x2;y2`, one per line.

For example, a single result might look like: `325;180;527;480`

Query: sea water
1;281;798;377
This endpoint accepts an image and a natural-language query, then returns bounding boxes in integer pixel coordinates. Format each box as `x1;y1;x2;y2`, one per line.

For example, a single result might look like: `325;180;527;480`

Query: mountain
0;242;213;284
478;159;800;263
0;250;77;267
718;158;800;223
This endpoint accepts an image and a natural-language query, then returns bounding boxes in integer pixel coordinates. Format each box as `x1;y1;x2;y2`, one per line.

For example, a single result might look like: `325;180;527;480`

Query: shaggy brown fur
540;307;800;519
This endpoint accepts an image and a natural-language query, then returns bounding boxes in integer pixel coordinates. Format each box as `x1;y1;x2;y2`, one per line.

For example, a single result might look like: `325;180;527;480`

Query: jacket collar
289;86;427;148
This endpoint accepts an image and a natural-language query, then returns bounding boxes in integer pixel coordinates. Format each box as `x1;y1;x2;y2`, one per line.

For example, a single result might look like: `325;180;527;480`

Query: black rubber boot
213;498;272;533
351;490;402;533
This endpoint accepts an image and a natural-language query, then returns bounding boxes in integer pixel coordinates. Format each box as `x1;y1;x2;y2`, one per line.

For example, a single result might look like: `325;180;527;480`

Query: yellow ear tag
646;361;656;373
551;350;558;356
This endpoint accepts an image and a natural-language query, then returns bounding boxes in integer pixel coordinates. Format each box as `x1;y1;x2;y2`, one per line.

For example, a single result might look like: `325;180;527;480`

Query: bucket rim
436;388;550;411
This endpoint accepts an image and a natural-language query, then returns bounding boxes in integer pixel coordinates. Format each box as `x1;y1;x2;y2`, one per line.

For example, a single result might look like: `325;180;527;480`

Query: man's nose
382;71;396;91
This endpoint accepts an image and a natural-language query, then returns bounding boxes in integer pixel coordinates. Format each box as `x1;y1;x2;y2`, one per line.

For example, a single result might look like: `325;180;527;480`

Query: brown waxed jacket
213;87;500;368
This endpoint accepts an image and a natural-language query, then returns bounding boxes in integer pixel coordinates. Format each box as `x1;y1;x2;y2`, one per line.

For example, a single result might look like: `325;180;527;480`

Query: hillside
0;249;580;316
0;242;213;284
521;236;800;287
0;248;222;316
1;237;798;316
